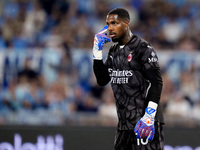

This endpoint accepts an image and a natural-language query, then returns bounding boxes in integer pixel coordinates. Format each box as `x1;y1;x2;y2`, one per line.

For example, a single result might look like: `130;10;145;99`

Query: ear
124;20;129;27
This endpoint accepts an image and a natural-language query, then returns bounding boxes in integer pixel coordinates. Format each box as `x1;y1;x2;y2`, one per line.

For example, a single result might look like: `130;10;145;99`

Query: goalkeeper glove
134;101;158;141
93;26;111;60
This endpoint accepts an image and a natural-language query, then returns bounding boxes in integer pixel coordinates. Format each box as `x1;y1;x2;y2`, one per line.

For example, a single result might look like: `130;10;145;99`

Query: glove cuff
93;50;102;60
146;101;158;118
148;101;158;110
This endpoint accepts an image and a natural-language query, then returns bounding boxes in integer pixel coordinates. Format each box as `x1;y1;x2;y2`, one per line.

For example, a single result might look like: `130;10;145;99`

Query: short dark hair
107;8;130;21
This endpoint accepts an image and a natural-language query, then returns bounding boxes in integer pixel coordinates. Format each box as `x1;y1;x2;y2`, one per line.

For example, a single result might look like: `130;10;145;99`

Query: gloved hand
134;101;158;141
93;26;111;60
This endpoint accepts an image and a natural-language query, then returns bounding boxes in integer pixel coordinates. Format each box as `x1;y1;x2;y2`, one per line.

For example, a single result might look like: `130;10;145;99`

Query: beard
111;37;119;43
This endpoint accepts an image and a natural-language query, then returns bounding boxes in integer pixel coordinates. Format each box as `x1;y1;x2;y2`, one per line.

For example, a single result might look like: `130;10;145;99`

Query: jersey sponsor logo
108;68;133;84
128;53;132;62
148;51;158;63
108;68;133;77
111;77;129;84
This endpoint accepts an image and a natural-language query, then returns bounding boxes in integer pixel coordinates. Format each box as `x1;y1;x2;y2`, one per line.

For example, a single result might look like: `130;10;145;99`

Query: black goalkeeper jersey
93;35;164;130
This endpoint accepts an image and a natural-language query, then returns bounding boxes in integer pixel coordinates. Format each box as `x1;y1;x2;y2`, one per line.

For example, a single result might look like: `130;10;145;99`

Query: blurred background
0;0;200;149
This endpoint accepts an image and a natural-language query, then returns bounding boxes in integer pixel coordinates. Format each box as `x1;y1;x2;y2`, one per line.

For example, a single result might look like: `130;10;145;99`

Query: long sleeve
139;42;163;104
93;59;111;86
145;68;163;104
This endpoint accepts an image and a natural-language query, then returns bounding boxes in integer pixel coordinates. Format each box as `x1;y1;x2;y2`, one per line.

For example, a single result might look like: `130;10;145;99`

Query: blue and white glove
93;26;111;60
134;101;158;141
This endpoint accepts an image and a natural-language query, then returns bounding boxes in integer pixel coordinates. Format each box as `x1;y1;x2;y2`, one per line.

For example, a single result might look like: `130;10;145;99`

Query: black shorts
114;122;164;150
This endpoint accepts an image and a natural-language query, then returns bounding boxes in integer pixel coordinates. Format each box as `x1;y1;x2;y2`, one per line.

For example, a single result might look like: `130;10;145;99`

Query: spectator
1;0;200;127
23;1;46;46
165;92;192;118
162;16;184;47
98;86;117;122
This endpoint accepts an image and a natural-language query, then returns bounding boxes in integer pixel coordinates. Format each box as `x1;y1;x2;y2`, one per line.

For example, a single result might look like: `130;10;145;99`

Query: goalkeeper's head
106;8;132;45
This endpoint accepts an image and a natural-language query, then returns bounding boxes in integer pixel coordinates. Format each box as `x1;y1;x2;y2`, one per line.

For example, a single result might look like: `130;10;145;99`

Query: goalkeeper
93;8;164;150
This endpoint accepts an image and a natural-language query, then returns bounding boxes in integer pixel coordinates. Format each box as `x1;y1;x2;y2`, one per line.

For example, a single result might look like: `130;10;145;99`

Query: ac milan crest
128;53;132;62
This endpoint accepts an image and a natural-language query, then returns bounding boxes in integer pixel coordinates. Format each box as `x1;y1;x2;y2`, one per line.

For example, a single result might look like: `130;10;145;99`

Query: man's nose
108;25;113;31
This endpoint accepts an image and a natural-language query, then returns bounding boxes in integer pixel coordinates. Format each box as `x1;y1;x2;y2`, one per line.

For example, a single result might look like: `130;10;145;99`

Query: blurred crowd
1;0;200;50
0;0;200;127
